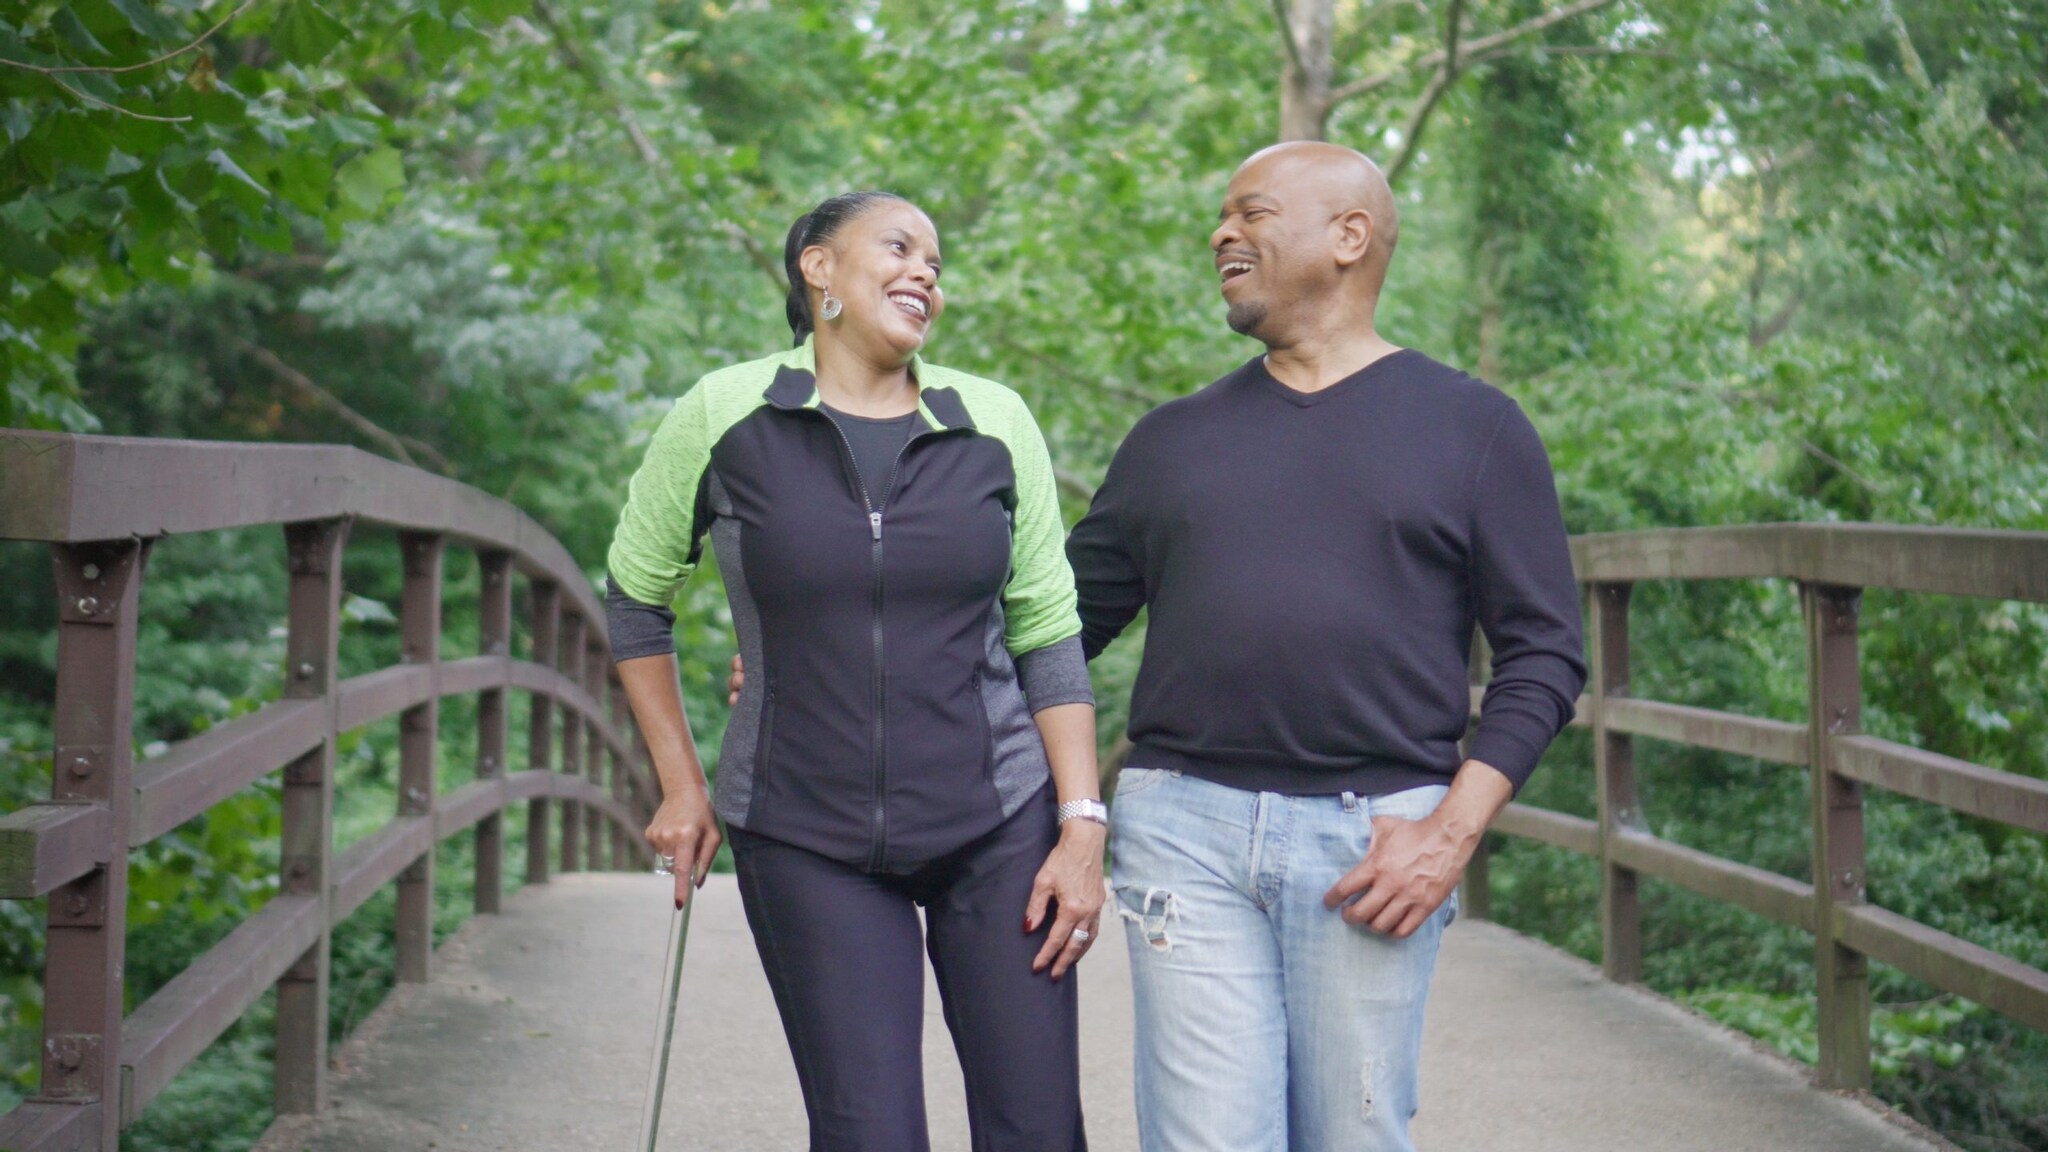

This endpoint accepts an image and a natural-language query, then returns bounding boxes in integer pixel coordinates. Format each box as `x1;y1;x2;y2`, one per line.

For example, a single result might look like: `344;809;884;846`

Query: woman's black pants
727;784;1088;1152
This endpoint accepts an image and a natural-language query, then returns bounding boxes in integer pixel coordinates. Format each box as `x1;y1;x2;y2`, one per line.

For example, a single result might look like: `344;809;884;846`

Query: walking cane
636;855;696;1152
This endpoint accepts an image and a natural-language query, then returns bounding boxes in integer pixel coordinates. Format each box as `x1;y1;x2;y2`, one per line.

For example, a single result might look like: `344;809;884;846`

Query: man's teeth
1221;262;1252;278
890;293;928;317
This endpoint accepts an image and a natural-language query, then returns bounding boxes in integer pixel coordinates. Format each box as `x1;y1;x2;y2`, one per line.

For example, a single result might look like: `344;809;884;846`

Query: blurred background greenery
1;0;2044;1147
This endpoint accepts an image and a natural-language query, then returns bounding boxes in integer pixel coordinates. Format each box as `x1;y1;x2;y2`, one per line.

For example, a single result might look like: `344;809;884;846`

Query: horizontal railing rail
1464;521;2048;1088
0;432;658;1151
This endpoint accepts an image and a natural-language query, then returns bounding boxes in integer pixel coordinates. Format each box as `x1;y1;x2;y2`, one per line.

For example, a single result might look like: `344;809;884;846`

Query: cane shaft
636;894;694;1151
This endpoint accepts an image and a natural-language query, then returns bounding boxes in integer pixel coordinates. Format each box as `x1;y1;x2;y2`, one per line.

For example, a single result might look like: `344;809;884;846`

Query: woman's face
803;200;945;361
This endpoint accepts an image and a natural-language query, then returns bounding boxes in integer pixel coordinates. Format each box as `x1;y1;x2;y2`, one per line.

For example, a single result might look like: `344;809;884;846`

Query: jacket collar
764;336;974;431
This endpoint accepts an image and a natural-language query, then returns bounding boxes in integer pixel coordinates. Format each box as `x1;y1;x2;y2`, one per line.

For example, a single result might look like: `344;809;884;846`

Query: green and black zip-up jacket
607;339;1090;871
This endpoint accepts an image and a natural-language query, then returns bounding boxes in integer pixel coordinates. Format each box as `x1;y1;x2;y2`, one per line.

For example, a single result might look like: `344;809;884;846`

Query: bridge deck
253;873;1949;1152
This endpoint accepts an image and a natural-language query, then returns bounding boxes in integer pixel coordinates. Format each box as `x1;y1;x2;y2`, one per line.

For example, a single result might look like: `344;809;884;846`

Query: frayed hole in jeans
1113;885;1181;952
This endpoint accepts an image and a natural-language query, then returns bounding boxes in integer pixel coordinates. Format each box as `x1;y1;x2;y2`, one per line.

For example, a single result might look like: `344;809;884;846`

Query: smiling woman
603;192;1105;1151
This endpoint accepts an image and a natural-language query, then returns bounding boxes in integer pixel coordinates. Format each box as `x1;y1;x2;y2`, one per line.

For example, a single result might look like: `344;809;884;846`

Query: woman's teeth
889;293;928;318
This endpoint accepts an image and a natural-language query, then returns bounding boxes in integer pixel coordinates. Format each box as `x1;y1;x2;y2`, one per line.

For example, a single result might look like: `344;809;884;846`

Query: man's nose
1210;218;1238;252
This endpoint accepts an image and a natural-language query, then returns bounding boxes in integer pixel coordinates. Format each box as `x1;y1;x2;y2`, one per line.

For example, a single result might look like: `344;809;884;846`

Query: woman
606;190;1104;1152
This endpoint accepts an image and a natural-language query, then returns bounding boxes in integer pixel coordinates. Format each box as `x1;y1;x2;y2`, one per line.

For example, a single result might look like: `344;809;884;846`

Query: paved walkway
255;873;1950;1152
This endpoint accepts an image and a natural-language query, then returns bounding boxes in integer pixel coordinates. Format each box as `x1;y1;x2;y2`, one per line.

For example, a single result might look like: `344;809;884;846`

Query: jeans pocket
1112;766;1170;802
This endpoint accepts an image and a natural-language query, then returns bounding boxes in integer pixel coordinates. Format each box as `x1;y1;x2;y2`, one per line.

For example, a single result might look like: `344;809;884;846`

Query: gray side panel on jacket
981;602;1053;817
706;473;768;830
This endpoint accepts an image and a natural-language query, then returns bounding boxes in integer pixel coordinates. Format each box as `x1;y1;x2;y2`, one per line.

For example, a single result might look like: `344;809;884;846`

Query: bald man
1067;143;1586;1151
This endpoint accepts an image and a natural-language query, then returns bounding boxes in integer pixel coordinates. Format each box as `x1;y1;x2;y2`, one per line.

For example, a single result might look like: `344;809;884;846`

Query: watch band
1057;798;1109;826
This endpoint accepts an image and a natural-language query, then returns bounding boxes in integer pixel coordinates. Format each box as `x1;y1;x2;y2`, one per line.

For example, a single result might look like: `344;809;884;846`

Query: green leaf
460;0;532;22
106;0;185;41
206;149;270;212
51;8;112;57
409;11;474;65
335;146;404;213
0;222;61;278
272;0;350;66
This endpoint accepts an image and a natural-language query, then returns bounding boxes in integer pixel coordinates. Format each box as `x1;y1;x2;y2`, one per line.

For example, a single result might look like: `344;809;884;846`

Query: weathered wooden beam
121;895;322;1125
36;539;148;1150
1603;698;1807;767
1491;804;1600;856
335;665;435;732
1572;522;2048;602
475;551;513;915
1592;582;1643;984
1834;734;2048;835
275;517;347;1118
1804;582;1870;1090
0;1098;100;1152
331;816;435;924
526;581;559;889
129;699;326;846
0;803;110;898
395;532;443;985
0;432;613;638
1607;828;1816;933
1835;903;2048;1034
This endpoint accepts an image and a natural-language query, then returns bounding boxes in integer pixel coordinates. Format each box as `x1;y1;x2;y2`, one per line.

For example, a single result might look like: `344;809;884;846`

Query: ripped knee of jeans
1113;885;1181;952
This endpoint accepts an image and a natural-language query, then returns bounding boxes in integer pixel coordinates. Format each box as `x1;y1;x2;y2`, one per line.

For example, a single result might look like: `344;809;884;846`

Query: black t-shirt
822;404;922;503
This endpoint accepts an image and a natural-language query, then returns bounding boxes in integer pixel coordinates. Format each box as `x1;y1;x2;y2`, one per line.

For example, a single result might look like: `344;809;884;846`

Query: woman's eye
890;241;906;253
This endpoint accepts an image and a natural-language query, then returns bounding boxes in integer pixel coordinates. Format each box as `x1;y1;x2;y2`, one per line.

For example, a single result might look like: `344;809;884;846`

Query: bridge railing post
526;580;559;885
1803;582;1871;1089
1592;581;1644;983
396;532;444;984
1459;627;1492;921
24;540;150;1150
475;550;513;914
584;637;605;871
276;520;348;1117
558;612;587;874
610;675;632;868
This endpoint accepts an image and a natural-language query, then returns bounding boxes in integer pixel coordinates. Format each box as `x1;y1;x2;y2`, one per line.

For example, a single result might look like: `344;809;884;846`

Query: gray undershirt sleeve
605;576;679;662
1014;635;1094;712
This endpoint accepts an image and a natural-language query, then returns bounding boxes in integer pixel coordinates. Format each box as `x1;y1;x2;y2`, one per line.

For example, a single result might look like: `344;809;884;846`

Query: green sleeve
993;392;1084;657
607;384;714;608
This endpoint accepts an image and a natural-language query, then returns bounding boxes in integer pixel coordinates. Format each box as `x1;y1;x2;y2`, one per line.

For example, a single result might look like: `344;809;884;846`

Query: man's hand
1323;815;1472;938
1322;759;1514;938
727;653;744;706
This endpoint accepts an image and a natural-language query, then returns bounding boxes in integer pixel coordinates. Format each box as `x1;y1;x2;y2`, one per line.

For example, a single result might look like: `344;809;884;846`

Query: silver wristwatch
1057;798;1109;827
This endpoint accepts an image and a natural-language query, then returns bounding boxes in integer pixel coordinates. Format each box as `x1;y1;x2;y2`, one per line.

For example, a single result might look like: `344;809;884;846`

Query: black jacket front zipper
820;409;929;873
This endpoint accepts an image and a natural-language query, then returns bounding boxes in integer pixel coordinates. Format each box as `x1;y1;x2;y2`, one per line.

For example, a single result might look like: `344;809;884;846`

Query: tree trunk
1278;0;1334;141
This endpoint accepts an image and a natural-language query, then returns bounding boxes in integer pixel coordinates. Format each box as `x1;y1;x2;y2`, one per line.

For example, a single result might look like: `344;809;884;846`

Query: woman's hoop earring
819;292;843;321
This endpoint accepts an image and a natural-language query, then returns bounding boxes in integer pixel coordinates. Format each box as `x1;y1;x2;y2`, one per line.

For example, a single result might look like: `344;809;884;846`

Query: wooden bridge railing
1461;522;2048;1091
0;432;659;1152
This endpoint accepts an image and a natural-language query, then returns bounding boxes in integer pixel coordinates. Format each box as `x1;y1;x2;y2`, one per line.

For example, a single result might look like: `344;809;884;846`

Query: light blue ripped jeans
1109;767;1455;1152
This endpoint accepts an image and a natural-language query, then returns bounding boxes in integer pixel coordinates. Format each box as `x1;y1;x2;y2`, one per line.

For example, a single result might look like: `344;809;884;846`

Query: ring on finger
1071;927;1091;943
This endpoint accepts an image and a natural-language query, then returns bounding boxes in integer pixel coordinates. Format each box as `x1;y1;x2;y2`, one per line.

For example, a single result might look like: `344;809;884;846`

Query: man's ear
798;244;833;292
1332;209;1375;268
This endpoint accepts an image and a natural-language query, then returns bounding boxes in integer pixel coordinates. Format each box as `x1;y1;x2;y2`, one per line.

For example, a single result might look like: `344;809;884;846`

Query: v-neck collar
1250;348;1417;408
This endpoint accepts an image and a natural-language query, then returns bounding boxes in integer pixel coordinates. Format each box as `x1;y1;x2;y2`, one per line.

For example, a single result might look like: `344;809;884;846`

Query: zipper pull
869;511;883;540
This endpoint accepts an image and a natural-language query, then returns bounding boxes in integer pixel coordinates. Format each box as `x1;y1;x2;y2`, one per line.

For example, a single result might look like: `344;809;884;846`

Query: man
1066;141;1585;1151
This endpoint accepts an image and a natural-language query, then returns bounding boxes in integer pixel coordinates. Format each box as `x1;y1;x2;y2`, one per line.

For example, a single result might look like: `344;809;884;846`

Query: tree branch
529;0;784;290
40;73;191;122
1748;291;1803;348
1383;0;1463;185
1053;466;1099;504
241;340;457;476
1326;0;1618;111
1270;0;1307;78
0;0;257;75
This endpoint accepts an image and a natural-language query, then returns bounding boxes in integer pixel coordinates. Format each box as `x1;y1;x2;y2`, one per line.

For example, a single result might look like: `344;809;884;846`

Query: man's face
1209;155;1335;342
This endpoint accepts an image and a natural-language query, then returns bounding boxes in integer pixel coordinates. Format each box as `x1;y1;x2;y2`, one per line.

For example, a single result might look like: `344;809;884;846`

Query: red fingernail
675;898;684;910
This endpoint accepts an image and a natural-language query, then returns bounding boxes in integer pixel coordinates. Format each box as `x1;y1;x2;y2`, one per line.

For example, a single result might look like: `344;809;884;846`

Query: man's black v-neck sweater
1067;350;1587;796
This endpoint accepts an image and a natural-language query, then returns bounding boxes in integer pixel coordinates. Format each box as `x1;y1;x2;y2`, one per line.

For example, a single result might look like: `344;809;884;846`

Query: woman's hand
645;784;721;908
1025;819;1108;980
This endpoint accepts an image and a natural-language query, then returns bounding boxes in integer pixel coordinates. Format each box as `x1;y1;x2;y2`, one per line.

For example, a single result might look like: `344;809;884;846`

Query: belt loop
1341;791;1358;814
